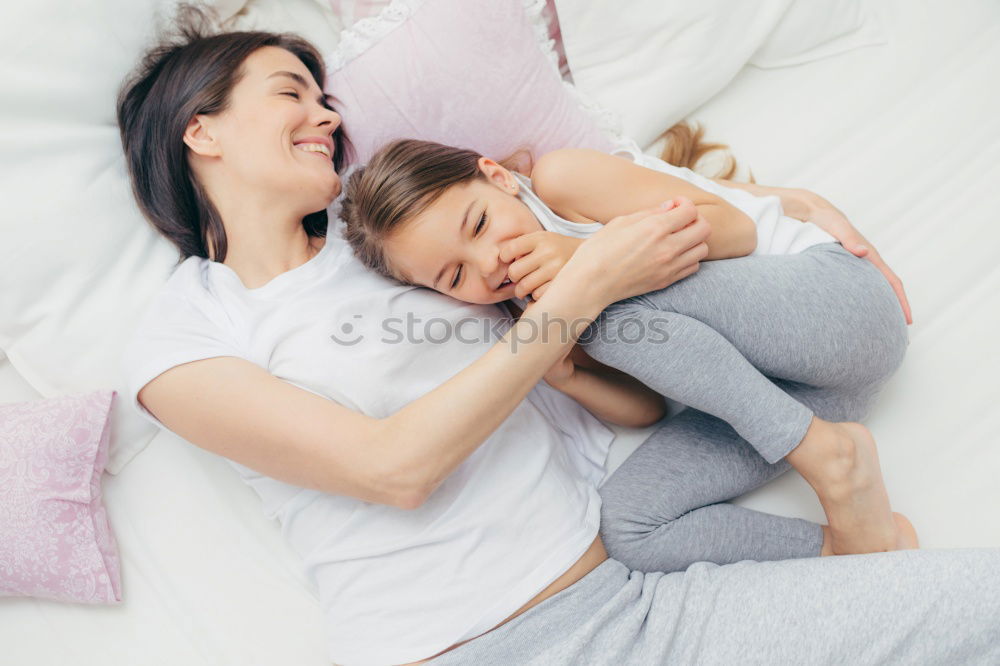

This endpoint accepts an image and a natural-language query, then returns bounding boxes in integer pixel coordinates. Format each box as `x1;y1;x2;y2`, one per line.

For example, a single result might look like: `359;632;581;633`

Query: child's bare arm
530;148;757;260
505;301;667;427
551;345;668;427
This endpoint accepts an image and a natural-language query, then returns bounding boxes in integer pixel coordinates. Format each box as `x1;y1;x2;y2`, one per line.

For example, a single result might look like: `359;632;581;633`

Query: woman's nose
316;104;341;131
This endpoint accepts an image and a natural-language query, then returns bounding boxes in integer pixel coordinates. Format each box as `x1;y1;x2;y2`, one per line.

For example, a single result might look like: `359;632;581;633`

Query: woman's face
188;46;343;216
384;160;543;305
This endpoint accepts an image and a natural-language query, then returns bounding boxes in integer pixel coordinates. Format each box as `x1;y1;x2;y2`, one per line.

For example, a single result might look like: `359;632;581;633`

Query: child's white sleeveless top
512;152;836;256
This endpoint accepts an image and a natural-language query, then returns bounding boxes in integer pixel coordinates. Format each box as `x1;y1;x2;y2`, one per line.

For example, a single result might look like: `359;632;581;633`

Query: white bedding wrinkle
556;0;888;149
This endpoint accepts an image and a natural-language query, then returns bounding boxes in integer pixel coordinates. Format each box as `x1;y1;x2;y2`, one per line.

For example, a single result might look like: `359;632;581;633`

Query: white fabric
120;235;613;664
0;0;182;474
3;1;1000;664
555;0;887;148
217;0;345;55
512;155;836;256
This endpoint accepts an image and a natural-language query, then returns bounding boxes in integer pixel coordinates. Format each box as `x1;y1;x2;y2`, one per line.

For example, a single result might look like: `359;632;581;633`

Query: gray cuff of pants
768;516;826;560
749;399;814;464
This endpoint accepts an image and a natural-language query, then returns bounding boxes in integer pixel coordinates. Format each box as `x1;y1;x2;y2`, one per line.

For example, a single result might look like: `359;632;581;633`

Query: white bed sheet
2;0;998;664
608;0;1000;550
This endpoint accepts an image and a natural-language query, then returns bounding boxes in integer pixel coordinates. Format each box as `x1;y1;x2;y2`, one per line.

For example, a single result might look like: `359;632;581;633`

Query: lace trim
324;0;425;72
519;0;631;152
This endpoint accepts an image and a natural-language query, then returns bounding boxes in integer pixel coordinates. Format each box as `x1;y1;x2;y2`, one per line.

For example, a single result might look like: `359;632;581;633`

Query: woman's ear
477;156;519;195
183;114;223;157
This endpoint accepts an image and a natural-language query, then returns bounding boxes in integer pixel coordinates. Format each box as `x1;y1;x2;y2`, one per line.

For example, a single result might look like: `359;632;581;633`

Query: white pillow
0;0;185;474
751;0;887;69
0;0;346;474
220;0;345;54
555;0;887;149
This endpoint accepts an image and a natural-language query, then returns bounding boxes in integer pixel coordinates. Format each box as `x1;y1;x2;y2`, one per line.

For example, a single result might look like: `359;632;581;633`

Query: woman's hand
582;197;711;304
715;178;913;326
534;198;710;311
797;192;913;325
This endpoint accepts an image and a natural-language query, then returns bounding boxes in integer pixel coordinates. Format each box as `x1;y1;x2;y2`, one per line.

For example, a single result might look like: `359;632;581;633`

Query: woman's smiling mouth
294;142;332;159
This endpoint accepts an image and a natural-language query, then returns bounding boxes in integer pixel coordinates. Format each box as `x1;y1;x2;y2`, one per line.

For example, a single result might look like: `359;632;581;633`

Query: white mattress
2;1;998;664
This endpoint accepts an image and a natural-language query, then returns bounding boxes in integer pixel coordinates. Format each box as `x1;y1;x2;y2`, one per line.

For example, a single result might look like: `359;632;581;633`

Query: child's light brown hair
341;123;746;283
341;139;487;283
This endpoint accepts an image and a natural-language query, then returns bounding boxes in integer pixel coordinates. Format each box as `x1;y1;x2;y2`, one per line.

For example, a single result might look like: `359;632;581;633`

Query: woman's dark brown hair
115;2;351;264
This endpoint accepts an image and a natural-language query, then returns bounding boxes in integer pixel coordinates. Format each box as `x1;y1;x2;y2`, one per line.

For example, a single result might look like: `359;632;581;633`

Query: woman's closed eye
450;265;462;290
281;91;300;99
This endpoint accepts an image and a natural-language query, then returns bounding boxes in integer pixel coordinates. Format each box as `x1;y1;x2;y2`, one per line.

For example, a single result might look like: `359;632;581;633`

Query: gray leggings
580;242;910;572
430;547;1000;664
429;244;998;665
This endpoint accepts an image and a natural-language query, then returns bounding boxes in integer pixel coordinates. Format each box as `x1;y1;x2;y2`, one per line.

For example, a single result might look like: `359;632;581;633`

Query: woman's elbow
368;458;432;510
363;422;440;510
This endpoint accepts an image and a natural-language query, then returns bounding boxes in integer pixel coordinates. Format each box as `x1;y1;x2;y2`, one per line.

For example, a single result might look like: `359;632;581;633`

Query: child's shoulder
530;148;609;184
529;148;618;214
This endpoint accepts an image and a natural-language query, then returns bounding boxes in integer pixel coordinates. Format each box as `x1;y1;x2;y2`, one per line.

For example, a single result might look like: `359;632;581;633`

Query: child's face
384;158;543;304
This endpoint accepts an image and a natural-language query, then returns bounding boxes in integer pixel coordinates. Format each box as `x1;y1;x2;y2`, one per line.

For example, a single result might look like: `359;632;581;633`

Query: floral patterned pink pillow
0;390;122;604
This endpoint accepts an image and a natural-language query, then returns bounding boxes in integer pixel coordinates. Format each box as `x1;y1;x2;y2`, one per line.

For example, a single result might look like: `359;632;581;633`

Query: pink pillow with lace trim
0;390;122;604
324;0;616;171
329;0;569;74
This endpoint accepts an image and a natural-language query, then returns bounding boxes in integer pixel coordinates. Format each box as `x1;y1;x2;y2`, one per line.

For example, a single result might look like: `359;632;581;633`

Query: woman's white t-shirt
121;234;613;665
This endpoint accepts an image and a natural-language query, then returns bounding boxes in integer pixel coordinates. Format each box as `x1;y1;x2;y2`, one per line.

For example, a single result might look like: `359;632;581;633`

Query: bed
1;0;998;663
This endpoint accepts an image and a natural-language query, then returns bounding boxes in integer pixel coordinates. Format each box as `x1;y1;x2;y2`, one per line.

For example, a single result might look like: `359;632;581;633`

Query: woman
116;9;1000;666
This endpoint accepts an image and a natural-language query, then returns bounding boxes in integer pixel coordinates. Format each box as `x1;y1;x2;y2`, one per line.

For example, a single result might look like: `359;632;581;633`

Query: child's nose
475;241;500;276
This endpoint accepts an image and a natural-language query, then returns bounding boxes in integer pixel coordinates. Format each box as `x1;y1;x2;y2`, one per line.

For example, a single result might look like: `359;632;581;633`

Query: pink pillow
0;390;122;604
324;0;615;170
329;0;569;73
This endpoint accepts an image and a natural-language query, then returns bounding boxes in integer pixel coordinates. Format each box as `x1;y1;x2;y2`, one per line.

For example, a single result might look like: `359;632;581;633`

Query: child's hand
499;232;584;301
543;345;577;388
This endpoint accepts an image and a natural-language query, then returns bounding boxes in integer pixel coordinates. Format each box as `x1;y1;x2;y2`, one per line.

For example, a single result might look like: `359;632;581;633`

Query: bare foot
893;512;920;550
820;514;919;557
788;419;897;555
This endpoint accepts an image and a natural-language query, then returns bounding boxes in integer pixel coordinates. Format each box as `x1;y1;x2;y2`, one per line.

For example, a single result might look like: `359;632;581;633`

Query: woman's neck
222;228;324;290
203;177;328;288
211;197;325;289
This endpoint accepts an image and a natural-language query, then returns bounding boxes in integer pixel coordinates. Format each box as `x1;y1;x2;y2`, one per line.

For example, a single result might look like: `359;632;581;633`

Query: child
341;138;915;557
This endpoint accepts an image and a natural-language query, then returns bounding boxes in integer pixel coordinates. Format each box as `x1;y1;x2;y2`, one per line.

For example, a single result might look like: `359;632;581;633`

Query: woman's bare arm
710;178;814;219
713;178;913;324
140;203;710;510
